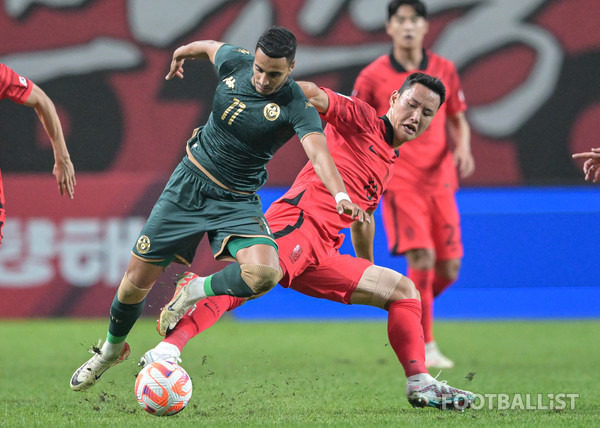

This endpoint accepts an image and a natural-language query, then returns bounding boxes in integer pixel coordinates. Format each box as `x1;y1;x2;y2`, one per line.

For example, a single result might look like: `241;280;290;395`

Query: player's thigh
290;254;372;304
430;191;463;260
382;189;434;254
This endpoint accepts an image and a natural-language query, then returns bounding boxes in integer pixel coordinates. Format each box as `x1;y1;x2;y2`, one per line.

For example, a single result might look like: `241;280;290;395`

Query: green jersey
188;44;323;193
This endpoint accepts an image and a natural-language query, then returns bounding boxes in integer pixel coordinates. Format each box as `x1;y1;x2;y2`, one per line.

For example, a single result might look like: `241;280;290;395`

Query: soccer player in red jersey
142;73;476;410
0;64;76;246
352;0;475;368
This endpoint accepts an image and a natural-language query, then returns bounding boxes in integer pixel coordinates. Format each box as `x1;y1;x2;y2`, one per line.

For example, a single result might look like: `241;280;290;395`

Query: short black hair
399;72;446;108
255;26;297;64
387;0;428;21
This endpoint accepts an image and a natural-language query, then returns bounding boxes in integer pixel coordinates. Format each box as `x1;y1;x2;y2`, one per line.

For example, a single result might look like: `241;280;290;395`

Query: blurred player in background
70;26;366;392
572;149;600;182
0;63;76;247
142;73;476;410
352;0;475;368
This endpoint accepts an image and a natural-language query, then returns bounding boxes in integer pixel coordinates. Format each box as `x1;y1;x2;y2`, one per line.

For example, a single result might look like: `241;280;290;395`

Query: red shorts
381;187;463;260
0;170;4;246
266;202;373;305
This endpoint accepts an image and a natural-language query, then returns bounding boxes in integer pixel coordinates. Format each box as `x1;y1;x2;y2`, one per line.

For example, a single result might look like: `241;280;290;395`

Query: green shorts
132;156;277;266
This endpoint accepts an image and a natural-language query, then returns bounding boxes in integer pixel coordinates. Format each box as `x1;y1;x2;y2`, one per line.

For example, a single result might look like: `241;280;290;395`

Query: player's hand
453;147;475;178
53;158;76;199
572;148;600;182
165;57;185;80
336;200;370;223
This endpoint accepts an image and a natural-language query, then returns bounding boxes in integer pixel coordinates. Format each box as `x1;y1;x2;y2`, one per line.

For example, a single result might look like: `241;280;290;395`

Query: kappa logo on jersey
289;244;303;263
18;76;28;87
223;76;235;90
136;235;151;254
364;177;378;201
305;101;314;109
263;103;280;121
234;48;250;55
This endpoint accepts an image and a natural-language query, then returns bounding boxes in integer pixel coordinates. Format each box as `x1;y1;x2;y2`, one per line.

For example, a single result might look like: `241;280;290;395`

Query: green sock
209;263;254;297
107;293;145;342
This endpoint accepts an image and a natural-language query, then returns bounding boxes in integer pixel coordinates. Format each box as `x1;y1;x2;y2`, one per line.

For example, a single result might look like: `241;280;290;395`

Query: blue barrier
235;187;600;320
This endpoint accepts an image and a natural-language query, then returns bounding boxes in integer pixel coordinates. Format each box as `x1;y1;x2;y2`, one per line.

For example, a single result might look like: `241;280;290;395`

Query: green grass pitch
0;318;597;427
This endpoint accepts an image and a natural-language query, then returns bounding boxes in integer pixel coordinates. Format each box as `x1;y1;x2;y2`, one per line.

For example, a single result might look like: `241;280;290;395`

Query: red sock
433;275;454;298
165;295;244;351
407;267;434;343
387;299;427;377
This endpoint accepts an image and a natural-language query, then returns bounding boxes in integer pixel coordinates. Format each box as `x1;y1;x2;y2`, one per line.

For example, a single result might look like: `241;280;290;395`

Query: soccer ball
135;361;193;416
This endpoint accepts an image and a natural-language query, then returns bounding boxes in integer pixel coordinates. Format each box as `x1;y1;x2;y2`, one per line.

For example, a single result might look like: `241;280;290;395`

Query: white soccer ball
135;360;193;416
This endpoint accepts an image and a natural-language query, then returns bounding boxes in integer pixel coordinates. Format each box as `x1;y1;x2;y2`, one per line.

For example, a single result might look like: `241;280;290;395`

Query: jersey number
221;98;246;125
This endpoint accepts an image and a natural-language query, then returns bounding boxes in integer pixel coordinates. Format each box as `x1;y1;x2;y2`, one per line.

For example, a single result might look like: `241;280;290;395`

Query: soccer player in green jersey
70;26;367;392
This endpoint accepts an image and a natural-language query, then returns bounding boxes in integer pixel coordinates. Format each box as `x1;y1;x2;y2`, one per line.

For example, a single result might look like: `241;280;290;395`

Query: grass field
0;318;597;427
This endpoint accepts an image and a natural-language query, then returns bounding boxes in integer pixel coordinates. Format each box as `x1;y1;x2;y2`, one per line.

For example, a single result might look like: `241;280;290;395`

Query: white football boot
406;373;475;411
70;341;130;391
158;272;204;336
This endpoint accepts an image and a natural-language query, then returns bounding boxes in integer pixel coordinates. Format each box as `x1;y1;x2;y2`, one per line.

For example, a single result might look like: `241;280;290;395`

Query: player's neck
392;45;423;71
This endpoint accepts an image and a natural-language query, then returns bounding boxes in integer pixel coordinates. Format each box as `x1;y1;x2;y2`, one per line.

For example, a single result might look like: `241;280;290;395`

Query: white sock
185;276;208;303
101;340;123;358
407;372;434;384
154;341;181;359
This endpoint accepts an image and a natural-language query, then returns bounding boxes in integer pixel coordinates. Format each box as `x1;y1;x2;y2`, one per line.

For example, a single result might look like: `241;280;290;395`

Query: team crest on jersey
263;103;280;121
136;235;151;254
289;244;303;263
223;76;235;90
305;101;314;109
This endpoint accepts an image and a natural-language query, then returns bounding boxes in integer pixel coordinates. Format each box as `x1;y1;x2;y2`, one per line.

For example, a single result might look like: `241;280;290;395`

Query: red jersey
352;50;466;193
0;64;33;103
267;88;397;239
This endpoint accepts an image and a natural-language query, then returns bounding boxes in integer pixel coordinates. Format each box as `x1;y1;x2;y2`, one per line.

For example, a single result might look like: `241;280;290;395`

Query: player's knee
240;263;283;295
436;258;461;282
406;248;436;270
117;273;151;304
354;265;414;309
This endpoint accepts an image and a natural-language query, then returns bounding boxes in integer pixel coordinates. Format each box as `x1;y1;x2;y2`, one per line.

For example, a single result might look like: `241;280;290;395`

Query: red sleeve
320;87;377;135
443;62;467;116
0;64;34;104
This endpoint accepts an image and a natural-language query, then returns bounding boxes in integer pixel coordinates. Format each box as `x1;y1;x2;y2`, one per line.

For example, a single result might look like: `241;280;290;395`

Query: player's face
388;83;440;145
386;5;429;50
252;48;295;96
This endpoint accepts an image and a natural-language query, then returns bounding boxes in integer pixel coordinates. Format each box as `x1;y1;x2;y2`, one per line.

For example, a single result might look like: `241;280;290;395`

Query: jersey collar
388;48;429;72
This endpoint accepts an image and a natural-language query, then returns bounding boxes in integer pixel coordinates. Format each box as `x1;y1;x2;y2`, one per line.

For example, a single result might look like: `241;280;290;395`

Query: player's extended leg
70;257;164;391
158;242;282;335
139;295;246;367
350;264;473;410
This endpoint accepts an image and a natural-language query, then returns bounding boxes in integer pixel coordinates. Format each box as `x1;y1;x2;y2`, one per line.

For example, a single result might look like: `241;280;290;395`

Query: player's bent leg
144;295;246;367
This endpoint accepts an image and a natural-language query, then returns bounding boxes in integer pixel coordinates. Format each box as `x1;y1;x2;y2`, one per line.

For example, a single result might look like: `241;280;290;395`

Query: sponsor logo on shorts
136;235;151;254
289;244;303;263
264;103;280;121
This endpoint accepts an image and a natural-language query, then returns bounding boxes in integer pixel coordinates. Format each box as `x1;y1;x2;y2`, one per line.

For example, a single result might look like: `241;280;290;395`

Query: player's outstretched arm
573;148;600;182
165;40;225;80
24;83;75;198
297;81;329;113
350;210;375;262
301;133;369;223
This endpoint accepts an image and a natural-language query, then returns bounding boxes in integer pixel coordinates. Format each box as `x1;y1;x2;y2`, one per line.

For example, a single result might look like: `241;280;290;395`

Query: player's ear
389;90;400;107
288;60;296;73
